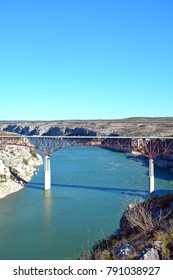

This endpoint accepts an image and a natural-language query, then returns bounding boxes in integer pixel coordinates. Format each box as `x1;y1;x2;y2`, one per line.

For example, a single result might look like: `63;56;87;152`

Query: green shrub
0;174;6;182
154;224;173;259
30;148;38;159
23;158;29;165
103;250;113;260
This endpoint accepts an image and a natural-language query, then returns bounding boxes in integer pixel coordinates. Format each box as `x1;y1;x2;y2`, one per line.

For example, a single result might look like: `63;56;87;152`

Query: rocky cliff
0;145;42;198
86;194;173;260
0;117;173;137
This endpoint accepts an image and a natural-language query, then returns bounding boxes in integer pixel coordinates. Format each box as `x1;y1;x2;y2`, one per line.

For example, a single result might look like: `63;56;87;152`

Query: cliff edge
1;117;173;137
0;145;42;198
87;194;173;260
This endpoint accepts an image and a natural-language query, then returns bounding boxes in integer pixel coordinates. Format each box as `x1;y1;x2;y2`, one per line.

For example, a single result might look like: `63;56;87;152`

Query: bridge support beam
44;155;51;191
149;158;154;193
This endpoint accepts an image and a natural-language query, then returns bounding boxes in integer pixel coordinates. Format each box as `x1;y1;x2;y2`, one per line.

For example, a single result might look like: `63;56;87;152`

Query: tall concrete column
44;155;51;191
149;158;154;193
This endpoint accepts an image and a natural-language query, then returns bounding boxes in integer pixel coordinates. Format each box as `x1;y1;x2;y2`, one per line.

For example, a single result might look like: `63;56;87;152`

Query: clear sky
0;0;173;120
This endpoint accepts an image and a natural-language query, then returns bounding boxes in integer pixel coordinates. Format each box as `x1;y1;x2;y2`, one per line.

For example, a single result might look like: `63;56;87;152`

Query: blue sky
0;0;173;120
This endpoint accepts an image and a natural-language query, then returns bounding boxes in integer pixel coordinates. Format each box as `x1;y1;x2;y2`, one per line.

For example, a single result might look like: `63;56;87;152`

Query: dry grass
124;197;173;235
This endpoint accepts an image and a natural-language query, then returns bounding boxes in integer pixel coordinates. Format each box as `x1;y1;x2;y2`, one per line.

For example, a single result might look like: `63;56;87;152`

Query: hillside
81;194;173;260
0;117;173;137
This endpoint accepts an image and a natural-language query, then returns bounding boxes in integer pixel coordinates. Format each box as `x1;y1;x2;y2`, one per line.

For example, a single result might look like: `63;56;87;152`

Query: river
0;146;172;259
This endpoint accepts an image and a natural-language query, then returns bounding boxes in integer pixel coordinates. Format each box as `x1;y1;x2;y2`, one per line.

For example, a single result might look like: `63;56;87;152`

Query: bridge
0;135;173;194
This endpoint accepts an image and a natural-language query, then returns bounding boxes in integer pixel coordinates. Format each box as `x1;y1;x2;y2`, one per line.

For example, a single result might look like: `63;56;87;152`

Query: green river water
0;146;172;259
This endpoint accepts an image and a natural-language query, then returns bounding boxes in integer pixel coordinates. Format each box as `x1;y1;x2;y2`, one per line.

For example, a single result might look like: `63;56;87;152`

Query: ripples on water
0;146;172;259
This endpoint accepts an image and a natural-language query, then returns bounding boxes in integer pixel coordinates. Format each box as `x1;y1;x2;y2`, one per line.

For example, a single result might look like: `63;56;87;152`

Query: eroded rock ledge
0;146;42;198
1;117;173;137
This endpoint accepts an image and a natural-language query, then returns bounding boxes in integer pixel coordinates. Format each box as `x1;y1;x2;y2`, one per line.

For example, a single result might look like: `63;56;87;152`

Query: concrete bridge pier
44;155;51;191
149;158;154;193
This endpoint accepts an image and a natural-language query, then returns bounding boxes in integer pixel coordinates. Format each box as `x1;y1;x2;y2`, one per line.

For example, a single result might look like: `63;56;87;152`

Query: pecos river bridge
0;135;173;193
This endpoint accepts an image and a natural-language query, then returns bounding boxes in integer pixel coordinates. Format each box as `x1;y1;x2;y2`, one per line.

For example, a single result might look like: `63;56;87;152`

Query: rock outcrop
1;117;173;137
154;152;173;170
0;145;42;198
90;194;173;260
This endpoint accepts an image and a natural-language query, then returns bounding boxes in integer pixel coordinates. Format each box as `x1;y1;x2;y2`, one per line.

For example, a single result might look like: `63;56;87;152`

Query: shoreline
0;145;43;199
1;149;172;199
0;181;24;199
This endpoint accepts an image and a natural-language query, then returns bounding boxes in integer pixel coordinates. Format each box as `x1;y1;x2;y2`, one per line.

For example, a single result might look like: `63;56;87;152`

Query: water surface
0;146;172;259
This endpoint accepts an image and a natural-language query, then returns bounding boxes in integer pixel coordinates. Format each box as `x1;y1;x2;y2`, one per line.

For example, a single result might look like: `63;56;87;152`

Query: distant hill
0;117;173;137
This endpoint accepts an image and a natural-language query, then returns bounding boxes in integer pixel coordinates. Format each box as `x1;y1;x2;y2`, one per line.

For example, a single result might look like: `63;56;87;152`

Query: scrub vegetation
80;194;173;260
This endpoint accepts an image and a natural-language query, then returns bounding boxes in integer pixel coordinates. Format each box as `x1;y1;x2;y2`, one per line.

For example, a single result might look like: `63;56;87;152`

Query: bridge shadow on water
26;182;149;199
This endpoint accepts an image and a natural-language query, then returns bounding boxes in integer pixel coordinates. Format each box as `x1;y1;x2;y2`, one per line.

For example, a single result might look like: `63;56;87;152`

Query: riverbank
0;145;42;199
0;181;23;199
82;193;173;260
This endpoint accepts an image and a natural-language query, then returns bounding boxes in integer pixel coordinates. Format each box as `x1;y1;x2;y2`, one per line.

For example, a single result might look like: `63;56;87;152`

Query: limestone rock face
137;241;164;260
140;247;160;260
110;244;136;260
0;159;11;178
1;117;173;137
0;145;42;198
